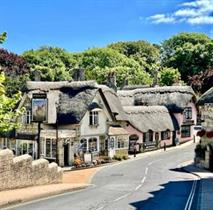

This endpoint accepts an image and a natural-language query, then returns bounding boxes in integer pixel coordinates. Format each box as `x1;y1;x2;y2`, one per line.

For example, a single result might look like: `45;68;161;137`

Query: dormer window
89;111;99;126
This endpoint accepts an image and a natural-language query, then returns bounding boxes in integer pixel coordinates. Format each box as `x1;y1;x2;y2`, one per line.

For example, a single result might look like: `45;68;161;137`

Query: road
8;143;198;210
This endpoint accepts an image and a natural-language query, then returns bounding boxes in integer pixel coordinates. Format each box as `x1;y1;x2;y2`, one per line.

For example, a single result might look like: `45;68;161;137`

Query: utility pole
37;122;41;159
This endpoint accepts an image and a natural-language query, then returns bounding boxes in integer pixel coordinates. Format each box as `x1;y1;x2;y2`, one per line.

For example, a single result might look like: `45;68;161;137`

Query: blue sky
0;0;212;54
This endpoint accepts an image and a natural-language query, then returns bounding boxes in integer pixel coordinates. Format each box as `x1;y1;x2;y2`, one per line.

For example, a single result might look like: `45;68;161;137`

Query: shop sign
32;93;47;122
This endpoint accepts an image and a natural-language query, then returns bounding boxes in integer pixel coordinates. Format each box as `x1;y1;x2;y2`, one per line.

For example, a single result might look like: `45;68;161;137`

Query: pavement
1;140;213;210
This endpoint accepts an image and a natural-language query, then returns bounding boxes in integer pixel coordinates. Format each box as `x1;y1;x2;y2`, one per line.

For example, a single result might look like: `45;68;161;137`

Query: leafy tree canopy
161;32;213;82
78;47;153;86
0;72;24;133
23;46;77;81
0;32;7;44
0;48;30;95
159;67;181;86
108;40;160;74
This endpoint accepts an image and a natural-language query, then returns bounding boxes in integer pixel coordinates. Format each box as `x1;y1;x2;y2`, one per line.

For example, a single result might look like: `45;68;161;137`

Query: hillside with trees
0;32;212;94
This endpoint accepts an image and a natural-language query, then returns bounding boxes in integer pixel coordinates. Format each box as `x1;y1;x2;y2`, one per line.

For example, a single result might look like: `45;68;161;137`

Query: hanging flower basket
206;131;213;138
197;129;206;137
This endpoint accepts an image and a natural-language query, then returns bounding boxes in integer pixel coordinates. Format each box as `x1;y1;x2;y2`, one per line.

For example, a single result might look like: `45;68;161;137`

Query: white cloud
147;14;176;24
187;16;213;24
147;0;213;25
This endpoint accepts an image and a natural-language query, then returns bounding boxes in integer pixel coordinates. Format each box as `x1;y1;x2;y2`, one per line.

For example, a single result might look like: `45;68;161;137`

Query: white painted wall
80;92;113;137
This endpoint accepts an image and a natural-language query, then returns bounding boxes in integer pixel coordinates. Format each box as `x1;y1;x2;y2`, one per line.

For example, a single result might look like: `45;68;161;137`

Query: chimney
72;68;85;81
107;72;117;92
33;70;41;81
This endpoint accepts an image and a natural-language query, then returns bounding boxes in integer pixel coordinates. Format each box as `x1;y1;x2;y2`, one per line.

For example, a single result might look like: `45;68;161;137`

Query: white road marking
135;184;142;191
184;179;198;210
113;193;131;202
141;176;146;184
145;167;148;175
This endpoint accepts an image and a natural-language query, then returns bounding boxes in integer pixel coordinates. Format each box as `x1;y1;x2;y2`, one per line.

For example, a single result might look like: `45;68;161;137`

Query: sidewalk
0;167;100;209
183;162;213;210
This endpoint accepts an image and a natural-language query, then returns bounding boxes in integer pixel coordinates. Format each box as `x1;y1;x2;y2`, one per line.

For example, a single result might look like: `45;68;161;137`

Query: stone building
0;81;129;167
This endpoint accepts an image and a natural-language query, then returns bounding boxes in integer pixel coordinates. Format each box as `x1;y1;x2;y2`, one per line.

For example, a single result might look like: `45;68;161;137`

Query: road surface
8;143;198;210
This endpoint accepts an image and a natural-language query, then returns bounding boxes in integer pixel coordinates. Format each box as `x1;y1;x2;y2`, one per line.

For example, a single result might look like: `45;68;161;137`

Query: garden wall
0;149;63;191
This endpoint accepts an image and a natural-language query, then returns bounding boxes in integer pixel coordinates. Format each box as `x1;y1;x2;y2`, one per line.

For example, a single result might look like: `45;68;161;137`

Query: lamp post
55;102;59;165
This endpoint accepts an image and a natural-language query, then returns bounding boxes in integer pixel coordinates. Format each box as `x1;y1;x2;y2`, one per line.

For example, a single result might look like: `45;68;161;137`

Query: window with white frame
80;138;87;153
22;110;32;124
161;130;171;140
117;137;126;149
88;138;98;152
89;111;99;126
184;107;192;120
45;138;56;158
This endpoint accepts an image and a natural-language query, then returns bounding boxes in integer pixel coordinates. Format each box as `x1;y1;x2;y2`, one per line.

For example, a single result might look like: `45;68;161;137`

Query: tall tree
161;32;213;82
78;48;152;86
23;47;77;81
108;40;160;75
159;67;181;86
0;48;30;95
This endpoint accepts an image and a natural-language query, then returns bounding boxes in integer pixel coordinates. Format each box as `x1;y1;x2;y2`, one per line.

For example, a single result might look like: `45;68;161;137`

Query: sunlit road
8;143;198;210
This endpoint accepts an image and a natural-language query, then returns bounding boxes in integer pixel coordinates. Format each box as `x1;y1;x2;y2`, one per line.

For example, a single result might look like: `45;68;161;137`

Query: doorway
64;144;69;166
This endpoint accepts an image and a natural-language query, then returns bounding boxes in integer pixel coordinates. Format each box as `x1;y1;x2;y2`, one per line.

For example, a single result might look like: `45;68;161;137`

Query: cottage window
45;138;56;158
22;110;32;124
117;138;126;148
89;111;99;126
143;130;153;142
88;138;98;152
184;107;192;120
181;125;191;138
161;130;170;140
80;138;87;153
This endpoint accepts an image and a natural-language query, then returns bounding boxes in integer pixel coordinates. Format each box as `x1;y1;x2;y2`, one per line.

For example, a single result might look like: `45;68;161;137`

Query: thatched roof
26;81;97;91
57;86;98;124
124;106;174;132
118;86;195;112
197;87;213;105
98;85;128;121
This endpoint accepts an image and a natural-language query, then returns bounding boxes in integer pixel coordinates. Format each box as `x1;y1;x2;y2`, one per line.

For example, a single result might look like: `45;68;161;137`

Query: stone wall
0;149;63;191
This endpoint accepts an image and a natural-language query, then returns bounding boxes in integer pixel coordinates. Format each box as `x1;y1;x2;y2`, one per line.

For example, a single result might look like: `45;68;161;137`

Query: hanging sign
32;93;47;122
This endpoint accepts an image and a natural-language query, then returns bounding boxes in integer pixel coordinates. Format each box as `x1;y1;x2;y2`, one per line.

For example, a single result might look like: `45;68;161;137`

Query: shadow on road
130;167;199;210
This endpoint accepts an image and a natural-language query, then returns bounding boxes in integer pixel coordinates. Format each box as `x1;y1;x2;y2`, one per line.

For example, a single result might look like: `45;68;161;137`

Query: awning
40;129;76;138
108;127;129;136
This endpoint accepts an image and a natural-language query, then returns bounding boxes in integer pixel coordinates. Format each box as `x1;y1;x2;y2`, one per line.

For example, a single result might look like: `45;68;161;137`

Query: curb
0;185;88;209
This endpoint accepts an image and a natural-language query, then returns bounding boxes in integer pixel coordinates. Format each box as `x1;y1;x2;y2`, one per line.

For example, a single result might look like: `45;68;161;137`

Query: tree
0;48;30;96
189;69;213;94
108;40;160;74
0;32;7;44
161;32;213;82
0;72;24;133
78;48;152;86
159;67;181;86
23;47;77;81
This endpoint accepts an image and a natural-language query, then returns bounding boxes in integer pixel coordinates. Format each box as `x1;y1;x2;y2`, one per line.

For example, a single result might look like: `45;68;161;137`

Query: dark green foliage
195;144;207;160
161;32;213;82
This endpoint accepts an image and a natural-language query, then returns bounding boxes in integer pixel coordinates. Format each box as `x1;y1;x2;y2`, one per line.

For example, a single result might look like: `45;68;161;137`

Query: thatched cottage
124;106;174;151
0;81;129;166
118;86;197;147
